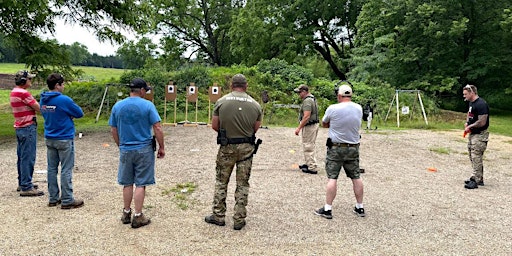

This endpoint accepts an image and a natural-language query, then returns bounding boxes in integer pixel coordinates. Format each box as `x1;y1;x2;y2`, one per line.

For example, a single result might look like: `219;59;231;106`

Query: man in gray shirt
314;84;366;219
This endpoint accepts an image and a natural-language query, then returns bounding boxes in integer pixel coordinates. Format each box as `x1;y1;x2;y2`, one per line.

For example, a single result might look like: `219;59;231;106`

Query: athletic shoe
314;207;332;219
353;207;366;217
204;215;226;226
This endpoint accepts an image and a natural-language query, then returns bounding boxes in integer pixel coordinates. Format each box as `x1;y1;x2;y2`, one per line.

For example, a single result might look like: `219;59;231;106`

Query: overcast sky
42;19;133;56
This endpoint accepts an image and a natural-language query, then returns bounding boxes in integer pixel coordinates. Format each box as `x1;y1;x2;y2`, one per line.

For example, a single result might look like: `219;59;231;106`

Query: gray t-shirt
322;101;362;144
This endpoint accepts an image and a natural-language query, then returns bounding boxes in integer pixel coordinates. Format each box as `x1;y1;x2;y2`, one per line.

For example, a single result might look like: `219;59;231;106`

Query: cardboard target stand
207;83;222;126
163;81;177;126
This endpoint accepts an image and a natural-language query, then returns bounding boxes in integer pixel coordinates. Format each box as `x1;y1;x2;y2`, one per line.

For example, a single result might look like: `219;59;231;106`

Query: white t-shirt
322;101;362;144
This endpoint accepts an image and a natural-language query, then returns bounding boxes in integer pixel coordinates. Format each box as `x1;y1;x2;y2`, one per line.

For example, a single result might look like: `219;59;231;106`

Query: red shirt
10;87;37;128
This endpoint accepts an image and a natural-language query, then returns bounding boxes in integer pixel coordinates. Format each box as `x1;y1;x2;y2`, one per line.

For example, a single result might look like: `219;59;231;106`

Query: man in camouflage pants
462;84;489;189
205;74;262;230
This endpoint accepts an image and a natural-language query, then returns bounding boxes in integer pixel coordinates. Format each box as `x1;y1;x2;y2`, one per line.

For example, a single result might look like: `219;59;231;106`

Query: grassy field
0;63;127;82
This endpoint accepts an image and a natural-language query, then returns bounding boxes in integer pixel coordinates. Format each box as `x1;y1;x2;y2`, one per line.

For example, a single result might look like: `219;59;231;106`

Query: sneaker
465;178;484;186
353;207;366;217
314;207;332;219
299;164;308;170
204;215;226;226
20;188;44;197
61;199;84;209
48;200;62;207
131;213;151;228
464;180;478;189
121;209;132;224
233;220;246;230
17;184;39;192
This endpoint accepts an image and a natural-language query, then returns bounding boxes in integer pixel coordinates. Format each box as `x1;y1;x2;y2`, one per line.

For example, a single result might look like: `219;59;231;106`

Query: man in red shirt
10;70;44;196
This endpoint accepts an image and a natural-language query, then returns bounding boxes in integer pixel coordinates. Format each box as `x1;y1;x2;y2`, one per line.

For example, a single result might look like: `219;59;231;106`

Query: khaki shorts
325;145;360;179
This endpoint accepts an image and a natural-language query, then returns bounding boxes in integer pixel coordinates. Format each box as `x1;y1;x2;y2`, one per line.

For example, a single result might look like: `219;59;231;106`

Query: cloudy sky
42;19;132;56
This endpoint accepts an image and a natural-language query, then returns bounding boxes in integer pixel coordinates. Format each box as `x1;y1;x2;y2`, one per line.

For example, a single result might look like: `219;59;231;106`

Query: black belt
332;143;359;148
227;137;254;144
305;120;319;126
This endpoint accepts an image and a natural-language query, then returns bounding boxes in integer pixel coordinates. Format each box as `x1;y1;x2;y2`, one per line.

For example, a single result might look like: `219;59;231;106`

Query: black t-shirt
467;97;489;133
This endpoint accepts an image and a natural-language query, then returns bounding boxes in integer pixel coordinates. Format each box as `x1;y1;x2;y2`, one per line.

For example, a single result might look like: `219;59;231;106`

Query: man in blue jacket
40;73;84;209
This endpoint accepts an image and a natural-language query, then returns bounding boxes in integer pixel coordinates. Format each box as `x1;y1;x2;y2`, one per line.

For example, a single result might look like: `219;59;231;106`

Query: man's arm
30;101;41;113
110;127;120;146
153;122;165;158
295;110;311;136
322;121;330;128
212;116;220;132
254;120;261;133
468;114;488;129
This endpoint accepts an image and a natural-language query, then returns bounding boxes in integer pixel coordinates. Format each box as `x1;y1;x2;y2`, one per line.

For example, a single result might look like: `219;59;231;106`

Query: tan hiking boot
61;199;84;209
121;209;132;224
20;188;44;197
131;213;151;228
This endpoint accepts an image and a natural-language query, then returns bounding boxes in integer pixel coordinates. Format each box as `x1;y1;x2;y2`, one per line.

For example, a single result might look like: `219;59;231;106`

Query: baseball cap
232;74;247;85
293;84;309;93
338;84;353;96
129;78;151;91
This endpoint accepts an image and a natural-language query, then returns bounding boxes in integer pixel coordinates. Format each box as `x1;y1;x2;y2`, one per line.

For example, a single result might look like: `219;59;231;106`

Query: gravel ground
0;126;511;255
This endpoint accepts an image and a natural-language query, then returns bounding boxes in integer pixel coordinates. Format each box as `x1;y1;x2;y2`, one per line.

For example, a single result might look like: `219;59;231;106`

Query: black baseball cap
129;78;151;91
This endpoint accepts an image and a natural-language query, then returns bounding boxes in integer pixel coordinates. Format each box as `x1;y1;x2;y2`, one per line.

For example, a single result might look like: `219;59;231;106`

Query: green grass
0;63;127;82
429;147;451;154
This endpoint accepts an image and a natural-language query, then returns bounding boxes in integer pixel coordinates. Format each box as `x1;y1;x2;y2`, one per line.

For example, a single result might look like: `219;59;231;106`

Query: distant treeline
0;34;124;69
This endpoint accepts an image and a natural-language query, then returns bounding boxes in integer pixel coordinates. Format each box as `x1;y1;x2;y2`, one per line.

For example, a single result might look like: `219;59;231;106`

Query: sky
42;19;133;56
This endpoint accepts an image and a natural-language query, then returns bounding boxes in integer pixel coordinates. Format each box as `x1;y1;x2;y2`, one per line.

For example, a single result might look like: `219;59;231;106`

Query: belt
305;120;319;126
332;143;359;148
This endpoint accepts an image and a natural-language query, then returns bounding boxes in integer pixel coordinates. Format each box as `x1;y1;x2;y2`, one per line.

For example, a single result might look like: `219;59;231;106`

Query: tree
229;0;366;80
65;42;91;65
0;0;148;71
116;37;158;69
352;0;512;97
148;0;240;66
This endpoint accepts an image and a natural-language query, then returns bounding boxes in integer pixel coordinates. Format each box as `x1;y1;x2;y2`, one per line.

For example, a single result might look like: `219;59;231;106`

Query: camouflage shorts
325;145;360;179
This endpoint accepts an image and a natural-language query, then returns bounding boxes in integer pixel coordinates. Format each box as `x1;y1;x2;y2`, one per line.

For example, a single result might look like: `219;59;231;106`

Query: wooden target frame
164;81;177;126
184;82;198;127
207;83;222;126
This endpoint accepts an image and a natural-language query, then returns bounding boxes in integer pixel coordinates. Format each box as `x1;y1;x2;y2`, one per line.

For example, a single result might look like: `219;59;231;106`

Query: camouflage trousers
468;130;489;182
211;143;254;224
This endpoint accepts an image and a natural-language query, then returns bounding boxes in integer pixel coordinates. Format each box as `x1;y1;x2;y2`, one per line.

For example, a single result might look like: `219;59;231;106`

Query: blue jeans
16;124;37;191
46;139;76;204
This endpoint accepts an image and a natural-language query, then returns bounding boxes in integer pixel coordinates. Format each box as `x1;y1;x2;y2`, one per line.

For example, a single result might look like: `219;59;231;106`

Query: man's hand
157;148;165;158
295;127;301;136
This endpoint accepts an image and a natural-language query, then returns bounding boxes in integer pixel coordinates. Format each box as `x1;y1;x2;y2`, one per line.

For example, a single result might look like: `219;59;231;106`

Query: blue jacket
40;91;83;140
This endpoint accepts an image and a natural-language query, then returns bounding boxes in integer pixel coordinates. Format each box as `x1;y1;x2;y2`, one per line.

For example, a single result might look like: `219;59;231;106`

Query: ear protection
334;80;353;96
15;71;29;85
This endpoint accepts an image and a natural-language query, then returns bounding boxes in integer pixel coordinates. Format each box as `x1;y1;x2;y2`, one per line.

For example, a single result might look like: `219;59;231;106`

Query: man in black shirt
462;84;489;189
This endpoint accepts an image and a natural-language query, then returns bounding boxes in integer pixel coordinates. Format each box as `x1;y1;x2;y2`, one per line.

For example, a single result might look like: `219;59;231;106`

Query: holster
217;129;228;146
326;138;333;149
152;136;156;151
